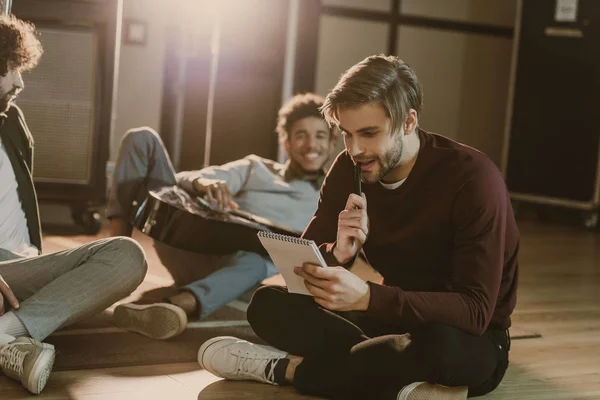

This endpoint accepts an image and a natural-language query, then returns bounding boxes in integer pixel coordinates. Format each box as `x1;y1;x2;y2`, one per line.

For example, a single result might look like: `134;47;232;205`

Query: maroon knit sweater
302;129;519;336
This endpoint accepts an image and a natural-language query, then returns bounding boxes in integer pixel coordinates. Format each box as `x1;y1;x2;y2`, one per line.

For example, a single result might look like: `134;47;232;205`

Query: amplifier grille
16;27;97;184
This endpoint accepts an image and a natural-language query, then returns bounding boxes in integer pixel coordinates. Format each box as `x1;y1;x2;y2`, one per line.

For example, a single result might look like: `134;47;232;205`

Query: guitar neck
195;194;301;236
228;209;301;236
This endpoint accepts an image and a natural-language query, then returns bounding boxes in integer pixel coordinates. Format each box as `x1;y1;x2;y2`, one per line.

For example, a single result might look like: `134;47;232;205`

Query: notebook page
258;234;327;296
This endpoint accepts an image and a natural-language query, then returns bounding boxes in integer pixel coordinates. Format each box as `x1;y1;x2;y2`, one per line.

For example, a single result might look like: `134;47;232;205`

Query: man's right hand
0;274;19;316
192;178;238;211
333;193;369;265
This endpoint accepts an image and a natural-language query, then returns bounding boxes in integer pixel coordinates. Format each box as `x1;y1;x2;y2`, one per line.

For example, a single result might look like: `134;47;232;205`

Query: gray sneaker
198;336;287;385
113;302;188;340
0;337;55;394
397;382;468;400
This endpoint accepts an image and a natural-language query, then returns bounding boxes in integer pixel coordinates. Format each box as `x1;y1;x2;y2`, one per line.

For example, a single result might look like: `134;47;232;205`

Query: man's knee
247;285;287;327
415;323;470;385
236;252;271;284
120;126;161;150
106;237;148;288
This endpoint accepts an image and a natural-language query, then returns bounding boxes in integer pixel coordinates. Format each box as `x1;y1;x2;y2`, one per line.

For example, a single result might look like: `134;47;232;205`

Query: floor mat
47;324;262;371
47;301;253;371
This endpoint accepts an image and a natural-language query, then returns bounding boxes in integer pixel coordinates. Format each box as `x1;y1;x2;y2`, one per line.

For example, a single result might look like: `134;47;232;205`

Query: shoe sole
26;343;55;395
113;303;188;340
197;336;239;374
400;382;468;400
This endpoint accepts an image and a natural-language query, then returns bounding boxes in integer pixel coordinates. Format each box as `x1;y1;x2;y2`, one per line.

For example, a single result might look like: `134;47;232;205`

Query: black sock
266;357;290;385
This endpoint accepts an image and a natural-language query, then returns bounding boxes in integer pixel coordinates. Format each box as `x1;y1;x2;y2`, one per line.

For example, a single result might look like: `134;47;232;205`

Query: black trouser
247;286;509;400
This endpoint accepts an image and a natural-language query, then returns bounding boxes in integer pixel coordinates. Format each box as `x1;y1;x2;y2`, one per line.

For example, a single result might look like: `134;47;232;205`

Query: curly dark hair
276;93;334;142
0;15;42;76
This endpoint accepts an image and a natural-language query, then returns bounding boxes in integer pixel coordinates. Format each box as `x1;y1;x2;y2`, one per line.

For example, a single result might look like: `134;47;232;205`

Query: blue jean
183;251;276;318
109;127;277;319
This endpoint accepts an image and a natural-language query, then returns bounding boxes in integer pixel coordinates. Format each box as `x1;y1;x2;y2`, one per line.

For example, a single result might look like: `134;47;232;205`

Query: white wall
111;0;169;160
401;0;515;27
323;0;391;12
315;15;388;96
112;0;518;166
396;27;513;163
314;0;517;166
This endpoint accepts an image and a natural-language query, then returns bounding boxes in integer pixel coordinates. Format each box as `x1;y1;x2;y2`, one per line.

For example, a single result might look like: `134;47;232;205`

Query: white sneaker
113;302;188;340
198;336;287;385
0;337;55;394
0;333;15;345
397;382;468;400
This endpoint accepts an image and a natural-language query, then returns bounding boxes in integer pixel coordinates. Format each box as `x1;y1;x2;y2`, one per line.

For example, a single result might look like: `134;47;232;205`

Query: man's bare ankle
284;355;303;383
168;291;199;316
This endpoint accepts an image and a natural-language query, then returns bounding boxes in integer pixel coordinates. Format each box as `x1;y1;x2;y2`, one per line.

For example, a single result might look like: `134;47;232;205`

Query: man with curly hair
0;15;148;394
0;14;41;114
108;93;336;340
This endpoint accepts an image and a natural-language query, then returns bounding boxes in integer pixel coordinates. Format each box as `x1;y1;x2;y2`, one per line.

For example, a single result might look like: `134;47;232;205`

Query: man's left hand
294;263;370;311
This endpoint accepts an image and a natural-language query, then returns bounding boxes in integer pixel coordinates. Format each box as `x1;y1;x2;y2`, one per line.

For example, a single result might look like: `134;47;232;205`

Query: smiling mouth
304;153;320;160
356;160;376;171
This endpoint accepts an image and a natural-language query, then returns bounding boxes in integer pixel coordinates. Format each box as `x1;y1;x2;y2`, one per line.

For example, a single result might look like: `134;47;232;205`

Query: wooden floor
1;209;600;399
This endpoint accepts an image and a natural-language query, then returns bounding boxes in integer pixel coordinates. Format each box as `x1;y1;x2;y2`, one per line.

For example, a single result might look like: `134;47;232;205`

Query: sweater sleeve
176;156;254;196
366;168;508;336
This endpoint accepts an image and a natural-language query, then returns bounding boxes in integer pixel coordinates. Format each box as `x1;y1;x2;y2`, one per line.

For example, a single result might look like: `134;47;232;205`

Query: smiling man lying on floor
108;93;337;339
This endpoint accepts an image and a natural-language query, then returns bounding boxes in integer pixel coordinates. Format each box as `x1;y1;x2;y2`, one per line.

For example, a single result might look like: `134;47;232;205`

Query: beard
0;91;16;113
0;98;10;113
361;133;404;184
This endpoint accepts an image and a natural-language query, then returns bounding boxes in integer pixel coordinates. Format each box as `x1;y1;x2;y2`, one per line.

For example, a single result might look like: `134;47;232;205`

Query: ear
404;109;418;135
284;139;291;154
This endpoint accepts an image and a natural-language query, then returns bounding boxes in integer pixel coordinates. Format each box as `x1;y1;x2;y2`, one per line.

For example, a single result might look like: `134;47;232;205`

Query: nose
11;71;24;91
305;134;319;151
345;135;362;158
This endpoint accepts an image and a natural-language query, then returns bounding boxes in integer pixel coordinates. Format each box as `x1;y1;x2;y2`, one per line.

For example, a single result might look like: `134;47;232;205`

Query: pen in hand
354;163;362;197
334;162;368;264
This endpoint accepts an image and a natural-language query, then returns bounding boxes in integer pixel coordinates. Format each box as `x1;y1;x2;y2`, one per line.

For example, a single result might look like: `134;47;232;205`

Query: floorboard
2;208;599;399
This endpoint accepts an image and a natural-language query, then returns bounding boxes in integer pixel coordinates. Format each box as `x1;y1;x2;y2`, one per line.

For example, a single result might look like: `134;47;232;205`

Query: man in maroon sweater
197;55;519;400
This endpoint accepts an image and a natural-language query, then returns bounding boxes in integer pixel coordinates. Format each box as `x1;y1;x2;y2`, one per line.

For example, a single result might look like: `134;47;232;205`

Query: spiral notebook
257;231;328;296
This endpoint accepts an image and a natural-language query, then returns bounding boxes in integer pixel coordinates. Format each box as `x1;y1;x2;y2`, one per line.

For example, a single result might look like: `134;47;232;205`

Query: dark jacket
0;104;42;253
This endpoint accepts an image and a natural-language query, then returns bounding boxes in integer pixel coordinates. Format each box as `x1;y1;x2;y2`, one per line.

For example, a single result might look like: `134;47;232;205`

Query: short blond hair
321;54;423;135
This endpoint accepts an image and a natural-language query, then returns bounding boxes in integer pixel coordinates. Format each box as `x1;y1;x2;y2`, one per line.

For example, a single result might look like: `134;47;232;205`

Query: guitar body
132;186;301;255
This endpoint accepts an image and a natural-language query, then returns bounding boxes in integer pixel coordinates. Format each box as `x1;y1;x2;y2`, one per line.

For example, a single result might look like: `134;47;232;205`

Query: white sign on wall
555;0;578;22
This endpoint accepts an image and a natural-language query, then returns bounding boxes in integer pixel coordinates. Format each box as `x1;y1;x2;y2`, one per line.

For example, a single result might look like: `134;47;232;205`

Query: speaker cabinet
503;0;600;228
12;0;121;233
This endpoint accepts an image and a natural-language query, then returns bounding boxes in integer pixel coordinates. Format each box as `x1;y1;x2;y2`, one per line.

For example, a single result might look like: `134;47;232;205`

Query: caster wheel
581;211;598;230
72;210;102;235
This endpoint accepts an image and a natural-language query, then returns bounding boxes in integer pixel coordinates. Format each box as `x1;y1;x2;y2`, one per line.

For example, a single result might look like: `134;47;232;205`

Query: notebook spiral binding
258;231;312;245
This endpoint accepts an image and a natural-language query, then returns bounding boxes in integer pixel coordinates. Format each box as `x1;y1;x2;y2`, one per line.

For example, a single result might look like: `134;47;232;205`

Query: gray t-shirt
0;139;37;256
176;154;320;233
